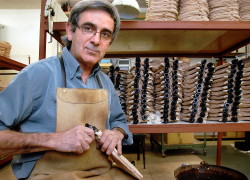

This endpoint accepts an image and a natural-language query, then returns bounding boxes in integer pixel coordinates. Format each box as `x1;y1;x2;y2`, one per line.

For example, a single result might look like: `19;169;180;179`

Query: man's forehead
78;9;115;30
79;9;113;21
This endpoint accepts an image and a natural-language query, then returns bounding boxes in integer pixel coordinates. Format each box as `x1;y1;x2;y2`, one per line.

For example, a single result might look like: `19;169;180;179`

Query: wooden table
129;121;250;165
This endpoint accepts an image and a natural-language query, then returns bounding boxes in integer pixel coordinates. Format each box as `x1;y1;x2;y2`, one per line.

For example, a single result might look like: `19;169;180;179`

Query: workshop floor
123;138;250;180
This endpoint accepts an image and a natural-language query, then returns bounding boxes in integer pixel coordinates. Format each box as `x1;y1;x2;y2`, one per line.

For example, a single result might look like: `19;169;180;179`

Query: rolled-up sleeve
0;69;33;130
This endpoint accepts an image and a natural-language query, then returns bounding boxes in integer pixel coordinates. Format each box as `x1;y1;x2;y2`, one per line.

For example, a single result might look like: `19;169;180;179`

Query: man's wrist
113;127;128;140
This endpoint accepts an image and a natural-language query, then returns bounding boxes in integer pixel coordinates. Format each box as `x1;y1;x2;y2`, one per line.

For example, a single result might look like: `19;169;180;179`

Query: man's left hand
99;129;124;156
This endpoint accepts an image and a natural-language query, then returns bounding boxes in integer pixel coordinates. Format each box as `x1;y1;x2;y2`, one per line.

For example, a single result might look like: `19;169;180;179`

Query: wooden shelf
0;55;27;71
129;121;250;134
42;21;250;58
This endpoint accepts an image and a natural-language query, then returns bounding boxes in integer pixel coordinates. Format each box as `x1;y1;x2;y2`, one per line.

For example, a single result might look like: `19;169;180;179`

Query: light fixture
112;0;140;19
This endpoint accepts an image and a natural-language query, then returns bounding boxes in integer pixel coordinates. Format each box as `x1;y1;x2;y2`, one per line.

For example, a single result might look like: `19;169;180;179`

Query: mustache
86;45;99;52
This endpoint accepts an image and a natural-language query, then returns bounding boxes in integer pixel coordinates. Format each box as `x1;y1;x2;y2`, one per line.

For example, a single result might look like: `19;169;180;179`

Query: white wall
0;9;40;64
0;9;42;87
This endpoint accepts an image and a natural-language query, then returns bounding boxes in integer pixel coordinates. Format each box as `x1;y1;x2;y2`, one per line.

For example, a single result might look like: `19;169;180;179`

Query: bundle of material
140;58;151;122
207;60;243;122
154;60;167;121
126;58;142;124
126;58;155;124
181;60;214;123
207;63;230;121
146;0;179;21
168;59;187;122
155;58;188;122
107;66;128;115
141;59;163;123
178;0;209;21
218;60;243;122
229;60;244;122
238;0;250;20
0;42;12;58
238;62;250;121
115;69;129;115
208;0;240;21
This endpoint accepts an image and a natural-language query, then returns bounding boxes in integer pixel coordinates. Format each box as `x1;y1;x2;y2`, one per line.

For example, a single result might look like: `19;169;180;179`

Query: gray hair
62;0;120;49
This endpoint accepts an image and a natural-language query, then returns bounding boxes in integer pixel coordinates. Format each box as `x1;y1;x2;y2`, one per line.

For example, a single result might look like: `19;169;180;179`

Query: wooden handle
95;130;143;179
110;149;143;179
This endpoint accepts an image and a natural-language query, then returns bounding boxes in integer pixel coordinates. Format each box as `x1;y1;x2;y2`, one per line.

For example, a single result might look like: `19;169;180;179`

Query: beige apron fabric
0;163;16;180
29;88;135;180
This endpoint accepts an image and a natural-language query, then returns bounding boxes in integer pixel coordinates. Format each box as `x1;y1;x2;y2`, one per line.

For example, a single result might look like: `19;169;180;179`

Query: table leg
216;132;223;166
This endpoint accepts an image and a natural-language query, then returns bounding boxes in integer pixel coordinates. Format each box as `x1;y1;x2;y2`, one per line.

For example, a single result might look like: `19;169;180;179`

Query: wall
0;9;40;64
0;9;40;87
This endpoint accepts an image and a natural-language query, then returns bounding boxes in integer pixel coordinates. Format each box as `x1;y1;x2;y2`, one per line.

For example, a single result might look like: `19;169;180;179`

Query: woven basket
0;42;12;58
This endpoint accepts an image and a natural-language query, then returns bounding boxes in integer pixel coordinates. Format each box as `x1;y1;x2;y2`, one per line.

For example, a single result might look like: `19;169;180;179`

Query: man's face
67;9;114;67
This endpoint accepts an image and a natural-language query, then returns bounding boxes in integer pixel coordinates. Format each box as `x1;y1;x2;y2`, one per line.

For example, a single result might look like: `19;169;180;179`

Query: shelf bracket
44;0;56;34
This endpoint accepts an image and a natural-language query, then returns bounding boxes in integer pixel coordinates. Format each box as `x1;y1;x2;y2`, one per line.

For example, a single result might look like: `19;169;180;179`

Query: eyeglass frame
77;22;114;43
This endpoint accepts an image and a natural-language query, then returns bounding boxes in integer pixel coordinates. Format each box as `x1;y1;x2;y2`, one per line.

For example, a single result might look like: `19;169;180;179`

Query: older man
0;0;134;179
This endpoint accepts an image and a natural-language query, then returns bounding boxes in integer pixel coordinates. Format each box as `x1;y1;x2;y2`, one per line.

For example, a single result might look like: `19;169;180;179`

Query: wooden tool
85;123;143;180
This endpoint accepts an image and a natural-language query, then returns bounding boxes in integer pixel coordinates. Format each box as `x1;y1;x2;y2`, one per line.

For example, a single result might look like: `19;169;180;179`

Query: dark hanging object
163;57;171;123
132;57;141;124
189;59;208;123
140;58;149;121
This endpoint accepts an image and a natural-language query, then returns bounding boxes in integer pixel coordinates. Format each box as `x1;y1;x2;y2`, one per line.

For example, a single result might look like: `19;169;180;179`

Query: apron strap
96;74;103;89
58;54;103;89
58;54;67;88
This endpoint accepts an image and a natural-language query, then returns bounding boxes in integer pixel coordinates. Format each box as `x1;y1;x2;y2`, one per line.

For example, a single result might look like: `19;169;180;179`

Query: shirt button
71;73;74;78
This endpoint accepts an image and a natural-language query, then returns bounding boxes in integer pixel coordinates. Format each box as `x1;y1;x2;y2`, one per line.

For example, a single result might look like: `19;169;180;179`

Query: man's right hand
0;125;95;157
51;125;95;154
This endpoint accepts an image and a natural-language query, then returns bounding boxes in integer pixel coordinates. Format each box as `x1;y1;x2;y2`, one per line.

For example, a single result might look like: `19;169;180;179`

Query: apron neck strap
58;54;67;88
58;55;103;89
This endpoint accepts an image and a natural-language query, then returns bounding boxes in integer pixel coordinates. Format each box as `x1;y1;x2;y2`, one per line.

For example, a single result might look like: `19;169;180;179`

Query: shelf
0;55;27;71
44;21;250;58
129;121;250;134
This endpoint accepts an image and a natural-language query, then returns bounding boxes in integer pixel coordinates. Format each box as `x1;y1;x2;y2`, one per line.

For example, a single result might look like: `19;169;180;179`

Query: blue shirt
0;47;133;179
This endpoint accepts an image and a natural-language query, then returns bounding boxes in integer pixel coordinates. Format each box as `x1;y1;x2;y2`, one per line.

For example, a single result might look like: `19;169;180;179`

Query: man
0;0;133;179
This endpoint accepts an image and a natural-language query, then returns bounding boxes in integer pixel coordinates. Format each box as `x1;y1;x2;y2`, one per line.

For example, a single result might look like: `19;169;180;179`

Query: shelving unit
0;55;26;71
150;133;207;157
39;0;250;166
39;20;250;59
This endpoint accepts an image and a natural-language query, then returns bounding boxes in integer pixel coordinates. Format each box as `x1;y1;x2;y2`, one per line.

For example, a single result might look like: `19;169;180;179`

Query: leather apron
0;161;16;180
28;57;135;180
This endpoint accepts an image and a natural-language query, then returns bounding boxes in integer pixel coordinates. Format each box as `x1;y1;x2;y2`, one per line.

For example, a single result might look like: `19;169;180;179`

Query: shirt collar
62;47;101;79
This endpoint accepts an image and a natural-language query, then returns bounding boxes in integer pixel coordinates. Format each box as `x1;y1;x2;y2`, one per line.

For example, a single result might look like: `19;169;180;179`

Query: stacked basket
0;42;11;58
208;0;240;21
238;0;250;20
179;0;209;21
146;0;179;21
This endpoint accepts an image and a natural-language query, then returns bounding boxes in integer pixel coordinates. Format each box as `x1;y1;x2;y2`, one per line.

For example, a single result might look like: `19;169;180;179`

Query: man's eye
83;26;93;32
101;32;111;38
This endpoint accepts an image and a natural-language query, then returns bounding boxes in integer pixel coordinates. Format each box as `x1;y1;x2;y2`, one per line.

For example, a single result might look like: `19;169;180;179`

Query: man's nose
90;32;101;44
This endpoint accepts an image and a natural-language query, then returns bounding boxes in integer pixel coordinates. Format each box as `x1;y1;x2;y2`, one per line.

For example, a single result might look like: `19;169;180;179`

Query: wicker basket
0;42;12;58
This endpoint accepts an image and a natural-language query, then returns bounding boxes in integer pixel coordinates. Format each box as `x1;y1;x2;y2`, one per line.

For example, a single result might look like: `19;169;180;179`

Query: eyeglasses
77;24;113;43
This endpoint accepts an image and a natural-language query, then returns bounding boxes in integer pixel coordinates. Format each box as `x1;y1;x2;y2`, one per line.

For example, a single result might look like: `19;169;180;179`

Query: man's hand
99;129;124;156
51;125;95;154
0;125;95;157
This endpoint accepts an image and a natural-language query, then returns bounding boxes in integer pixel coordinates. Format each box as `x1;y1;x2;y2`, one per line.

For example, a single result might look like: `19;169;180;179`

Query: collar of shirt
61;47;101;80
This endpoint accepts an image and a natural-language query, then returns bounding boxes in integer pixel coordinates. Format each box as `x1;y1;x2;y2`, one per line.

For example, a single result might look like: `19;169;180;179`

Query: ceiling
0;0;147;9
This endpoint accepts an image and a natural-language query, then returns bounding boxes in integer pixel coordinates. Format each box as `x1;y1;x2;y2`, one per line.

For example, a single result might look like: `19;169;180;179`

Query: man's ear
66;22;73;41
